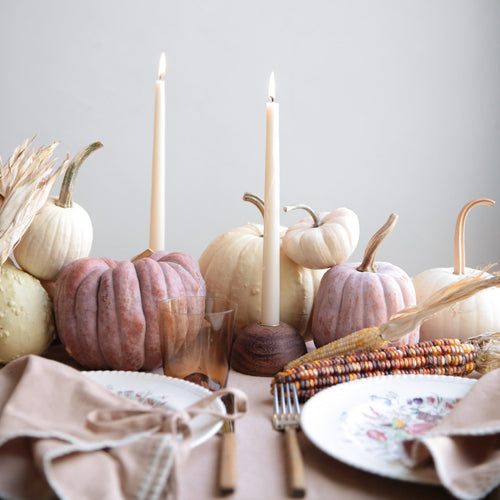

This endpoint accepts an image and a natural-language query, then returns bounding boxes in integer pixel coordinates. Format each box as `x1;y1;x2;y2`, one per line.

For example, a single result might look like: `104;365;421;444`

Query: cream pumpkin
0;259;55;363
413;198;500;341
14;142;102;281
198;194;325;339
282;204;359;269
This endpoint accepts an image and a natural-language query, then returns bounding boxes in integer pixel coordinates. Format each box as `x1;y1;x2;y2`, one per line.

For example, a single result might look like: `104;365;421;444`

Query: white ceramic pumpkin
198;194;325;339
282;204;360;269
413;198;500;341
14;142;102;281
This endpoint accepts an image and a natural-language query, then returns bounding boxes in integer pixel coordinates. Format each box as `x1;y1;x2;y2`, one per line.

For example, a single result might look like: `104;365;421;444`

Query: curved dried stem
357;213;398;273
453;198;495;275
283;204;322;227
57;142;103;208
243;192;265;219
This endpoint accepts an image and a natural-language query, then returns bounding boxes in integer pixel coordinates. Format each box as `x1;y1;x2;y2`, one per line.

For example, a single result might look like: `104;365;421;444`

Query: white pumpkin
414;268;500;340
14;142;102;281
199;194;325;339
282;204;359;269
0;259;55;363
413;198;500;341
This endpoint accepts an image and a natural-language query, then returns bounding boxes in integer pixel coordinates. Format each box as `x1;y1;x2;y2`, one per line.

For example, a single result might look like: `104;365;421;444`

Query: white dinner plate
300;374;476;484
83;370;225;448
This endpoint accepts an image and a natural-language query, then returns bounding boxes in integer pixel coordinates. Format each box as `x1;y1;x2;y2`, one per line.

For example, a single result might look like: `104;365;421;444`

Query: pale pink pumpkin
311;214;419;347
52;251;206;371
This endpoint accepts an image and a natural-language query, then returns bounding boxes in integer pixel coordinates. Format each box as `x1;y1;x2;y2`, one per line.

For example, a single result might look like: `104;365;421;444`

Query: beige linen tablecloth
38;346;500;500
178;369;500;500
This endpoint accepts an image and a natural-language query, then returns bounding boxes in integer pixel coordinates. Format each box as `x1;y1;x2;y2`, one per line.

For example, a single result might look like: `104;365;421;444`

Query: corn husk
0;139;69;266
469;331;500;373
381;271;500;342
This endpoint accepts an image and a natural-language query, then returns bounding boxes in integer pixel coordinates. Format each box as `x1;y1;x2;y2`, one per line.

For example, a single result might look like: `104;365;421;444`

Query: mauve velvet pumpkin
311;261;419;347
53;251;205;371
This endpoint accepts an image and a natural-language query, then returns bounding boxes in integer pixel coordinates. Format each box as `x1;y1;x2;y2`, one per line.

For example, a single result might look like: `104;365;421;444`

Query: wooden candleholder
231;322;307;376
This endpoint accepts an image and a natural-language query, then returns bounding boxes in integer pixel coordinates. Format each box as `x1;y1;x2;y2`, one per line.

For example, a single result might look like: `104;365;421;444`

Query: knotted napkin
400;368;500;500
0;355;247;500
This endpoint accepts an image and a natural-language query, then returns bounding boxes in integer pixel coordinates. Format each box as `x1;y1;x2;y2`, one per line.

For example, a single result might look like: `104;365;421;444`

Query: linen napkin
400;368;500;500
0;355;247;500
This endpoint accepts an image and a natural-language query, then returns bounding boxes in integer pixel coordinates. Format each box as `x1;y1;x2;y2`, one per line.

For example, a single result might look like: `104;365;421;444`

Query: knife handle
219;431;236;494
285;427;306;498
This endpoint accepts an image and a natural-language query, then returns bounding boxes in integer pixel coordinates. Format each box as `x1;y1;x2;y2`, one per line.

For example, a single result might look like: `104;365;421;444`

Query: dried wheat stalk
0;138;69;266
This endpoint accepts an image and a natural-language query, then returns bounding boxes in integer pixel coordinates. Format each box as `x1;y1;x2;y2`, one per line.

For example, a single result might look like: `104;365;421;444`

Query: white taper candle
149;52;166;251
261;72;280;326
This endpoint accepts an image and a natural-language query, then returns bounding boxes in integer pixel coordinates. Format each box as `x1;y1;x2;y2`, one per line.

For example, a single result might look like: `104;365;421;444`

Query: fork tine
274;383;280;416
280;383;286;417
289;383;301;417
285;383;292;415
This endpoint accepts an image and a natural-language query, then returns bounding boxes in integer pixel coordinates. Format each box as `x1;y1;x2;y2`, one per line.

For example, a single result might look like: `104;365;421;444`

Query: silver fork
273;383;306;498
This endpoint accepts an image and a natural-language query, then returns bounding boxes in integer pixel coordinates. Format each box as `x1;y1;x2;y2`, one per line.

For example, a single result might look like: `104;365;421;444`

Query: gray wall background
1;1;499;277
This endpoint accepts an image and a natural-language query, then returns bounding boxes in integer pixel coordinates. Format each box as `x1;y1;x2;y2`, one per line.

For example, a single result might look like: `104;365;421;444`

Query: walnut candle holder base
231;322;306;376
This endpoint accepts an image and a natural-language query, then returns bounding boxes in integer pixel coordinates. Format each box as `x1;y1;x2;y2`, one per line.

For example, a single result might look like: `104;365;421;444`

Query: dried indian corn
273;338;483;402
285;273;500;370
284;326;387;369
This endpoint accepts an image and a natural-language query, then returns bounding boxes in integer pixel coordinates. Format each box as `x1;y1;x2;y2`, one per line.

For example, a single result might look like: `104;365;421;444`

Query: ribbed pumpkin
413;198;500;341
52;251;205;371
282;204;359;269
199;194;325;339
312;214;419;347
14;142;102;281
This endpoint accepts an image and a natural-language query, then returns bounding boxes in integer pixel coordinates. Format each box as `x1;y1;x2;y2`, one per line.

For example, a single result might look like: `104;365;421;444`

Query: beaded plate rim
83;370;225;448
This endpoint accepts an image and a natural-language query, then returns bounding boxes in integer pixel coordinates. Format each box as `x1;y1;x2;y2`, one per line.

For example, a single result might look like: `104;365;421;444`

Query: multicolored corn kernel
272;338;479;402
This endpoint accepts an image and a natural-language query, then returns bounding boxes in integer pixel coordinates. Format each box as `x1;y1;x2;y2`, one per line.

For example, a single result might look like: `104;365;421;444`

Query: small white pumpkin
282;204;359;269
14;142;102;281
0;259;55;363
413;198;500;341
199;194;325;339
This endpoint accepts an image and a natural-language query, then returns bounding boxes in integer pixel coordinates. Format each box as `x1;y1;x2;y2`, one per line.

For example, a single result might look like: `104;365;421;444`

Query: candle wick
269;96;274;103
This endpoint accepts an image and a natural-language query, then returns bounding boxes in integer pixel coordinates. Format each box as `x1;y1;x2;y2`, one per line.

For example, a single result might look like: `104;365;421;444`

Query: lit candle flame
158;52;167;80
268;72;276;102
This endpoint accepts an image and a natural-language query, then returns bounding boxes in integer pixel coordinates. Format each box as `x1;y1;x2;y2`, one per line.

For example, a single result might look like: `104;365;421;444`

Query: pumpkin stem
56;142;103;208
357;213;398;273
243;192;265;218
453;198;495;275
283;204;322;227
131;248;154;263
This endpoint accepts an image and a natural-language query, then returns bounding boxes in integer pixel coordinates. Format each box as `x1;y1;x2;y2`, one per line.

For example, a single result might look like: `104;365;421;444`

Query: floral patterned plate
83;370;225;448
300;374;476;484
